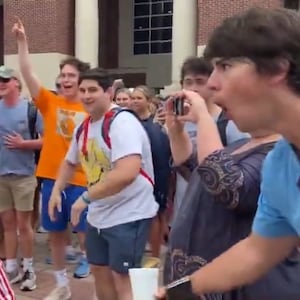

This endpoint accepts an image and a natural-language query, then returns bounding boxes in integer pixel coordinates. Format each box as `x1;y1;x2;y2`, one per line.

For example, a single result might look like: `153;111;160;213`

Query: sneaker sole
10;274;23;284
73;272;90;279
46;259;78;265
20;284;37;292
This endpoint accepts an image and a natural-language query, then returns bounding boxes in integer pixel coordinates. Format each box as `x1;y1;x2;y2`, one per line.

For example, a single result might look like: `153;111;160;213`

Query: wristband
81;192;91;204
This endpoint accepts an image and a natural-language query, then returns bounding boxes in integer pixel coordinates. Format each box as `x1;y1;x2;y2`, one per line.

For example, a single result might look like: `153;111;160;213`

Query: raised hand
12;16;26;41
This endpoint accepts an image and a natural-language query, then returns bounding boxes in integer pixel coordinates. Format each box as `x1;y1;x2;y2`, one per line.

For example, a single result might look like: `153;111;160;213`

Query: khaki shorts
0;175;37;212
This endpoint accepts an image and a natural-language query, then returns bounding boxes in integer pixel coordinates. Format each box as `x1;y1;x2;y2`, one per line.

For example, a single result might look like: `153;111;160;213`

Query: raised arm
12;18;41;99
165;98;193;165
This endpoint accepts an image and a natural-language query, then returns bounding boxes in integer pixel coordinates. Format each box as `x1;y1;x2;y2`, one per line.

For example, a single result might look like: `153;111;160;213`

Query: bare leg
91;265;118;300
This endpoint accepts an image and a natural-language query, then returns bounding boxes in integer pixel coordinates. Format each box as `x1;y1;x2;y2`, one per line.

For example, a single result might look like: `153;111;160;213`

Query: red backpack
75;107;154;186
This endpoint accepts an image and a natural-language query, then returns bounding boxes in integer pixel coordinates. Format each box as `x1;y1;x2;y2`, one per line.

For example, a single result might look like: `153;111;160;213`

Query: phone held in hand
173;96;185;116
166;276;195;300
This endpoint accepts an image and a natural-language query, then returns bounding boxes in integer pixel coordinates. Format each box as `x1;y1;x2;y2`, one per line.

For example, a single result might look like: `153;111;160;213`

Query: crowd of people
0;6;300;300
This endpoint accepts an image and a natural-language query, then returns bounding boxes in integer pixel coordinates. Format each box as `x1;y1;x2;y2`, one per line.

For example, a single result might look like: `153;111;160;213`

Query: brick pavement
13;232;165;300
13;232;95;300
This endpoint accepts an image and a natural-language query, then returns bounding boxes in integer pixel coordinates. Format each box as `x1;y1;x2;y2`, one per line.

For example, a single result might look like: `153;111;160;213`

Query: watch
81;192;91;204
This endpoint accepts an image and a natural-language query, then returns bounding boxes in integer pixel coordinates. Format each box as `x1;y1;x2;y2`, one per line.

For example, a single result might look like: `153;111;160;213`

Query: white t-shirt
66;110;159;229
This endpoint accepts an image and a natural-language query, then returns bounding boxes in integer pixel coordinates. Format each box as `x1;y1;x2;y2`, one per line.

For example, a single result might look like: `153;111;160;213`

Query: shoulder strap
216;110;229;147
102;107;138;149
75;120;86;143
27;101;38;139
101;107;154;186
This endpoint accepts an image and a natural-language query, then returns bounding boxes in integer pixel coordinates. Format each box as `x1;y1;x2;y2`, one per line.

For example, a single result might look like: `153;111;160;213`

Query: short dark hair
180;56;213;82
59;57;90;73
78;68;113;91
204;7;300;94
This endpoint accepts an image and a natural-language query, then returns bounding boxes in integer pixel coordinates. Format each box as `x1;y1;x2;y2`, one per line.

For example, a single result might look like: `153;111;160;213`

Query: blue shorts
41;179;87;232
86;218;152;274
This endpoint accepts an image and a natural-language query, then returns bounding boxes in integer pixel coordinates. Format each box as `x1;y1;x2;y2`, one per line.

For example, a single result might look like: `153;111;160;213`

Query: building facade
1;0;287;93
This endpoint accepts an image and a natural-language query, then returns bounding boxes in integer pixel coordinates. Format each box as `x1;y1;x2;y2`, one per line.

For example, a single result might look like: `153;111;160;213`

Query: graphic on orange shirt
56;108;86;141
79;138;110;187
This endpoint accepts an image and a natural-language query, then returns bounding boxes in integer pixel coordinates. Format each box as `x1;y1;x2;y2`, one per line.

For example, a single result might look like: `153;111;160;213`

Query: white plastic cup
129;268;159;300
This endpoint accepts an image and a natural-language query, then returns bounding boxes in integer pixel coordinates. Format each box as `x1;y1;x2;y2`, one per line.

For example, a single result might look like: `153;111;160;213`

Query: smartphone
173;97;185;116
166;276;195;300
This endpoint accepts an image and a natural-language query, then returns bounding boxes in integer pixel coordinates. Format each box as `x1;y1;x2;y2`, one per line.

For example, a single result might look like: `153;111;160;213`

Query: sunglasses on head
0;77;11;83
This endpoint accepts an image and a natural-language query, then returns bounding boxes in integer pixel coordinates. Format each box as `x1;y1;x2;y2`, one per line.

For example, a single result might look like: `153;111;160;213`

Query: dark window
134;4;150;16
134;30;150;42
284;0;299;10
151;2;173;15
150;28;172;41
151;15;172;28
151;41;172;53
133;0;173;55
134;17;149;30
134;43;150;54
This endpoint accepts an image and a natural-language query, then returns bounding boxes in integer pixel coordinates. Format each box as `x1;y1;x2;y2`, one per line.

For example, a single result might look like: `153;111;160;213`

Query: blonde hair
133;85;153;101
133;85;161;114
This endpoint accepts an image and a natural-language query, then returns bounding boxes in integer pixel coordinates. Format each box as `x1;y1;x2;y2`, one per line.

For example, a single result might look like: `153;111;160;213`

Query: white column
75;0;99;67
161;0;197;95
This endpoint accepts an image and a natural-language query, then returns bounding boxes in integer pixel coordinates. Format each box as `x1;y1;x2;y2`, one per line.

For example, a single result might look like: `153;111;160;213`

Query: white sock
5;259;18;273
65;245;76;256
54;269;69;287
23;257;34;273
79;251;86;258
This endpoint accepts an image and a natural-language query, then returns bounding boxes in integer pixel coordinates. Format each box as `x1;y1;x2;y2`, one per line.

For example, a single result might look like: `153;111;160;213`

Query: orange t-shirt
35;87;87;186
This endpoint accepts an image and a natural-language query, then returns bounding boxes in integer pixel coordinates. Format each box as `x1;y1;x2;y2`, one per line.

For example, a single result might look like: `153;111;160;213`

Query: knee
17;213;33;234
1;215;17;232
18;222;32;235
49;231;67;247
113;272;130;295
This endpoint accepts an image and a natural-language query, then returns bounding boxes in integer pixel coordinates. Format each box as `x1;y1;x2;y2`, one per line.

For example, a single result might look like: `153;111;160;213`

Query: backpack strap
75;121;86;144
216;110;229;147
102;107;154;186
101;107;136;148
76;117;91;158
27;101;38;139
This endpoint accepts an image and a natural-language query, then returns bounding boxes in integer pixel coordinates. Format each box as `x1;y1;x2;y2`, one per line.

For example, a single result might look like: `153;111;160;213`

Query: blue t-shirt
0;98;43;176
253;139;300;237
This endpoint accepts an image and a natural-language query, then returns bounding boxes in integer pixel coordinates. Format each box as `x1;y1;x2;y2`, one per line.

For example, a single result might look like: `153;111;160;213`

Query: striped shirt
0;261;15;300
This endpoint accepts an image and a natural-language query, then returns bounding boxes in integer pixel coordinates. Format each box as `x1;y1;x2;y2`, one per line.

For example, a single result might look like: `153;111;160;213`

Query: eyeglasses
0;77;11;83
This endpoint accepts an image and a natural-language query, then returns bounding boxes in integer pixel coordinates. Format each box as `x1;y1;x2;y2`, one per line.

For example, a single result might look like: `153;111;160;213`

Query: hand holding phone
172;96;185;116
166;276;196;300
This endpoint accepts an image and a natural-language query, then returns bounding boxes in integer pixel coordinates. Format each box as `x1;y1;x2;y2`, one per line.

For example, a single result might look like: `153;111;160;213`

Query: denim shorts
86;218;152;274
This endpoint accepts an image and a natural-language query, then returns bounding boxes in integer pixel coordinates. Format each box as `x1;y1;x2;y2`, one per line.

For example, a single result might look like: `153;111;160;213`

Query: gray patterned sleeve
197;145;274;213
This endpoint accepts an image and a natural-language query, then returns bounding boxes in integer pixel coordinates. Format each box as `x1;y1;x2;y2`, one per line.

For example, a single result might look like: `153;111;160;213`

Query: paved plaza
13;232;95;300
13;232;164;300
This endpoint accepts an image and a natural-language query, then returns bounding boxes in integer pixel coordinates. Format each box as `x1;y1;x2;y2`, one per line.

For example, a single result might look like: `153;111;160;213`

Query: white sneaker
20;270;37;291
43;286;71;300
6;268;22;284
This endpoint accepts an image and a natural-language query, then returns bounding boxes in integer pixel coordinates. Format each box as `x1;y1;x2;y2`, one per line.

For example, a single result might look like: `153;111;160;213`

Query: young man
12;19;90;299
157;7;300;299
0;66;43;291
49;69;158;300
169;57;248;225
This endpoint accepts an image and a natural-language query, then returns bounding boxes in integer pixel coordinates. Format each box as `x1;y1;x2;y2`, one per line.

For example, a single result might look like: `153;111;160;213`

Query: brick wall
4;0;75;55
197;0;283;45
